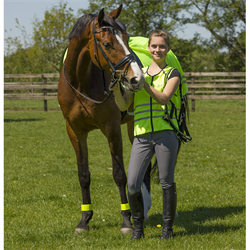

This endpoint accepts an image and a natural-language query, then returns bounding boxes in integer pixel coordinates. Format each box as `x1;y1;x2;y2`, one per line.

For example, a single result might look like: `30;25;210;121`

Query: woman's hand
109;81;120;93
144;76;180;105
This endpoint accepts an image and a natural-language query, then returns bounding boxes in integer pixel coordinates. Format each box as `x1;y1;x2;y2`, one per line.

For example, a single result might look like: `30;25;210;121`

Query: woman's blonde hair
148;30;170;47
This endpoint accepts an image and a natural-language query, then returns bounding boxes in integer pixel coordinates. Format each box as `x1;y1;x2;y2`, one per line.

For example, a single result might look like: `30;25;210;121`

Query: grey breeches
127;130;179;194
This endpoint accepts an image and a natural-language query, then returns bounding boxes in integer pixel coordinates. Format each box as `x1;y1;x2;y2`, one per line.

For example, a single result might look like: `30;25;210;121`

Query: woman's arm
110;83;134;111
144;76;180;105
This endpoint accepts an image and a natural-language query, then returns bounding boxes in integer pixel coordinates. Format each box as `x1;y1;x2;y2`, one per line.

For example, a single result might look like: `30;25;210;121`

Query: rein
63;64;111;104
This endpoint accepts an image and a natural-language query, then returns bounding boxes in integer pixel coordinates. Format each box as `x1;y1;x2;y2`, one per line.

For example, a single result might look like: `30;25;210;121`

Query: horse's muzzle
131;77;143;91
124;76;144;92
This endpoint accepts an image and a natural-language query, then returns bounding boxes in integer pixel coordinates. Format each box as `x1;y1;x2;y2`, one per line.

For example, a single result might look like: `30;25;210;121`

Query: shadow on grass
146;205;245;236
4;118;43;123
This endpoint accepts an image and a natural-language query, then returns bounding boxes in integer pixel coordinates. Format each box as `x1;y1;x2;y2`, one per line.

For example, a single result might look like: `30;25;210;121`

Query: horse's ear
108;4;122;20
98;8;105;25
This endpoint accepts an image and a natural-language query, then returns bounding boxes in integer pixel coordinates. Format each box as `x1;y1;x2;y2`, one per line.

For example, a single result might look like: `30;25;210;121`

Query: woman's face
148;36;169;64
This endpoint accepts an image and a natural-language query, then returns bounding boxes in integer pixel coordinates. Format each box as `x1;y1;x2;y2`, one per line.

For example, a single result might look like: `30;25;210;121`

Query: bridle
92;17;136;89
64;17;136;104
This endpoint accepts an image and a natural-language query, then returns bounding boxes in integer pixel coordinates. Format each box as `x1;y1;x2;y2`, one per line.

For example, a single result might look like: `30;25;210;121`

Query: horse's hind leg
101;123;133;234
66;122;93;233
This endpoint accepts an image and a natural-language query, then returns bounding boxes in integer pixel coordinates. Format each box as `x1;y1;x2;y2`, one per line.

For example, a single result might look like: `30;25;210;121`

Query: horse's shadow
146;205;245;236
4;118;43;123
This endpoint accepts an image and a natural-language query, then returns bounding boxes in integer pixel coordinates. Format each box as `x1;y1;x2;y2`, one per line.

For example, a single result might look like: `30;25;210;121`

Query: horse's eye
103;42;112;50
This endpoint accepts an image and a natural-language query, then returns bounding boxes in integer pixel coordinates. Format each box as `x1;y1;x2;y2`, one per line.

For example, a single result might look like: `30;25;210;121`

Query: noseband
92;17;135;89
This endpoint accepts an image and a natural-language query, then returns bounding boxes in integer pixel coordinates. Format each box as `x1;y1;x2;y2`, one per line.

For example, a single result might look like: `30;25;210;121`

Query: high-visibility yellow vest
134;66;181;136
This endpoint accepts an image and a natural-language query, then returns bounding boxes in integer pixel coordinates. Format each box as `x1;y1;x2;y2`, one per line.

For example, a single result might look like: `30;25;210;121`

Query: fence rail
4;72;246;111
184;72;245;111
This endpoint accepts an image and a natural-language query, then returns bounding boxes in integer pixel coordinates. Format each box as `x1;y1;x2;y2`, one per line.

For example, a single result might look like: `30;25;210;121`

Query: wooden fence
4;73;59;111
4;72;246;111
185;72;245;111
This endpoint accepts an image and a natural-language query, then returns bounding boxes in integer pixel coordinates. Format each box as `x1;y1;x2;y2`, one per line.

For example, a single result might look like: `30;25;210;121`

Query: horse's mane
69;14;96;40
68;13;124;41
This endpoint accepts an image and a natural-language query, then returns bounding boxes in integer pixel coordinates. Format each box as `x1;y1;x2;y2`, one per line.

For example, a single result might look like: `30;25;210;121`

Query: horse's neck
66;42;109;95
65;39;90;81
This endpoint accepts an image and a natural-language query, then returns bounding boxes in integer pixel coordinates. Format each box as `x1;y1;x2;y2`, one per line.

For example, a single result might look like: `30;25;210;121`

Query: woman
110;30;181;240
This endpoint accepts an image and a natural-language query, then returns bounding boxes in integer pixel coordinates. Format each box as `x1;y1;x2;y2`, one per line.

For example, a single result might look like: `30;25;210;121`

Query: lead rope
163;68;192;143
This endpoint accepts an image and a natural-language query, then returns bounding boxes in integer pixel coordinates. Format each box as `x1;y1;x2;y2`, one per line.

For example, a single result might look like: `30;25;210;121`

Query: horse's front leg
66;122;93;233
101;123;133;234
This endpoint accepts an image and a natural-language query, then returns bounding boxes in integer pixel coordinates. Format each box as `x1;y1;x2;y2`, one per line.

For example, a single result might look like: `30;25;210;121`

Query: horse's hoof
75;228;88;234
120;227;134;234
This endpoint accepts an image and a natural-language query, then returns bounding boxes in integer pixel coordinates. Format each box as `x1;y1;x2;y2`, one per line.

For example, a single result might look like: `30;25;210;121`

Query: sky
3;0;90;50
3;0;212;53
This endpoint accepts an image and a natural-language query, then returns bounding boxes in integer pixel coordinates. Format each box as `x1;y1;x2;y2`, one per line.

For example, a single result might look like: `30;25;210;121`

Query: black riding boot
128;191;144;240
160;183;177;240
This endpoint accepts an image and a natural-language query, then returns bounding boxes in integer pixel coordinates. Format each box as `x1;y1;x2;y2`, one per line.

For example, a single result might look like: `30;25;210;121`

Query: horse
58;5;147;234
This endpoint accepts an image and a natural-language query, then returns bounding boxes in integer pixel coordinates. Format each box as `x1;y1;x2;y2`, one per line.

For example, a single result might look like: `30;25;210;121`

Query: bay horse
58;5;146;234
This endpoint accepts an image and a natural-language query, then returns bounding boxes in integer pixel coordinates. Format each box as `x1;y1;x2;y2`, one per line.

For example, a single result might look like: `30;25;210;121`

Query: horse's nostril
130;77;138;86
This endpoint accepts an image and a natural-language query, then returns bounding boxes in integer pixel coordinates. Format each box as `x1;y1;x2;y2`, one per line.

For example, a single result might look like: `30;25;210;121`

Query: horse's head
89;5;144;92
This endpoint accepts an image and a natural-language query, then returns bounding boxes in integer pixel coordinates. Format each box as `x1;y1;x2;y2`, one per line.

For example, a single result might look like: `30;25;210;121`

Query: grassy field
4;99;246;249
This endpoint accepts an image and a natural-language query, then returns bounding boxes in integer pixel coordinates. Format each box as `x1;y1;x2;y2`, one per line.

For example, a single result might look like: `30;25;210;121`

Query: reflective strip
135;115;177;123
121;203;130;210
165;106;180;111
135;107;180;117
135;102;178;109
135;109;165;115
135;103;157;108
81;204;93;211
134;110;150;115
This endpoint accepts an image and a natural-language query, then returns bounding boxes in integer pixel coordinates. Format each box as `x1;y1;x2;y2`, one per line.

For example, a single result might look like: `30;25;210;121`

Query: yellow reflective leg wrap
121;203;130;211
81;204;93;211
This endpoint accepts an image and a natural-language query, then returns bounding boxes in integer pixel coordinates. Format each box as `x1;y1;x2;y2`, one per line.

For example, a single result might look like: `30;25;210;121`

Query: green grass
4;99;61;112
4;99;245;249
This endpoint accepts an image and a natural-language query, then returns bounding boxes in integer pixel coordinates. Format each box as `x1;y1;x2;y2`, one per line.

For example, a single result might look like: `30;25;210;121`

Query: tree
178;0;246;67
32;1;77;72
4;1;77;74
4;18;41;74
79;0;180;37
79;0;245;71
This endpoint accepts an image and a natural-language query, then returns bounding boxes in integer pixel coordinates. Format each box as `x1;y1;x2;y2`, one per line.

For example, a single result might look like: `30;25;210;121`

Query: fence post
191;74;195;112
42;75;47;111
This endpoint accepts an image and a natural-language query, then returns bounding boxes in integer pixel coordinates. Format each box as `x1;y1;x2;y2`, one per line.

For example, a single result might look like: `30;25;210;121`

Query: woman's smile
148;36;169;64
